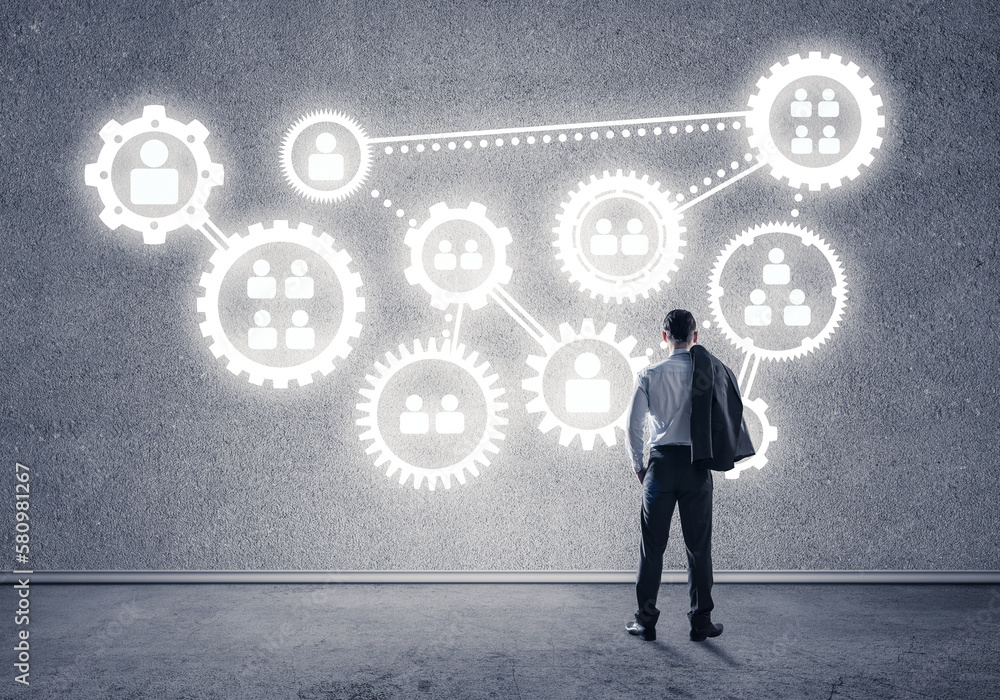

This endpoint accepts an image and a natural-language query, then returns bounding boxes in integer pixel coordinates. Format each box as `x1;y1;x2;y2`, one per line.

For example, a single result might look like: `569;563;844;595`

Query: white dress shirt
624;348;693;472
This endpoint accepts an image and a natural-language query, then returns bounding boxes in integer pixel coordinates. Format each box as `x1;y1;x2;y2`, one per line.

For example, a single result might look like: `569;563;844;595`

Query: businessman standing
623;309;754;642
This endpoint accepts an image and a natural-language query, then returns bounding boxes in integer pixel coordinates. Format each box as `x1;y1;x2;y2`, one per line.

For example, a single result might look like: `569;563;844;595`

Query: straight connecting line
676;161;766;214
738;354;762;398
197;219;229;251
451;303;464;351
369;111;752;145
488;287;553;349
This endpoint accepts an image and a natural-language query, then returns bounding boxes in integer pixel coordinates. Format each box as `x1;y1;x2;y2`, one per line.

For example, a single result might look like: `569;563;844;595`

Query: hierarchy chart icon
84;52;882;490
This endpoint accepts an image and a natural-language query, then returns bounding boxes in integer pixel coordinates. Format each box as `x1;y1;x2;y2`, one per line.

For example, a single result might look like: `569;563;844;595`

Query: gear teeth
142;229;167;245
356;338;508;491
187;119;209;141
536;414;558;436
598;427;617;448
726;398;778;479
557;428;575;447
98;119;123;141
98;207;122;230
83;163;102;186
525;354;546;373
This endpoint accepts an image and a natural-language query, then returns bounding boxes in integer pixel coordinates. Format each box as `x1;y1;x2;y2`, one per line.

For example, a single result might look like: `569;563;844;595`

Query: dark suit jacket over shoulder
689;345;756;472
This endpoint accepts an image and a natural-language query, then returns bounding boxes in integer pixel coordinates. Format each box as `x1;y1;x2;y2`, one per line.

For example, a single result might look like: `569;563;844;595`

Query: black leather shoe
626;621;656;641
690;622;723;642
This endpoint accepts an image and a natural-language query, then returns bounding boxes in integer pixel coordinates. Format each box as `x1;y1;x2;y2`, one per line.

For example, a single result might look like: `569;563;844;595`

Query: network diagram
84;52;883;491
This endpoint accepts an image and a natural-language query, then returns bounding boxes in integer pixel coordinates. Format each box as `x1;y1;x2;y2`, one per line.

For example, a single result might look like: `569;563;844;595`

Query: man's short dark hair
663;309;697;344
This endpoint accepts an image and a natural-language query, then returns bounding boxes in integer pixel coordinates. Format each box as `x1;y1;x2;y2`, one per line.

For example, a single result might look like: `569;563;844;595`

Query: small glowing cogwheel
553;170;686;303
196;220;364;388
404;202;513;310
746;52;885;190
522;319;649;450
356;338;508;490
708;222;847;362
83;105;224;244
280;110;372;202
725;397;778;479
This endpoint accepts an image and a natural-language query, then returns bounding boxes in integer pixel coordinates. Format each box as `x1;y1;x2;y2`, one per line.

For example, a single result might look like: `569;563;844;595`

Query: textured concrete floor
9;584;999;699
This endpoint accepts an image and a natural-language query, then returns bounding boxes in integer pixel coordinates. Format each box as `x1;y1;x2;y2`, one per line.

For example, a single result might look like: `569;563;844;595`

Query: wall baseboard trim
5;570;1000;584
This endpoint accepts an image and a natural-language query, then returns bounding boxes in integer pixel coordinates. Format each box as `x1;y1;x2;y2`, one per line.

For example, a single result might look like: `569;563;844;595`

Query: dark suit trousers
635;444;714;629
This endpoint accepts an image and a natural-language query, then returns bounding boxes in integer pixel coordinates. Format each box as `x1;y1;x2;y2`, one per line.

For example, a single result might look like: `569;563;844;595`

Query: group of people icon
789;88;841;155
400;394;466;435
248;309;315;350
434;239;484;271
590;217;649;257
246;258;317;351
307;132;344;182
248;259;314;299
744;248;811;327
565;352;611;413
130;138;179;205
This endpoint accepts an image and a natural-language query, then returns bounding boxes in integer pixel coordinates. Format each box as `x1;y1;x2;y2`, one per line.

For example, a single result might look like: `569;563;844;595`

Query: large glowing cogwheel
356;338;508;490
280;110;372;202
553;170;685;303
725;397;778;479
522;319;649;449
404;202;513;310
83;105;224;244
708;221;847;361
708;222;847;361
746;52;884;190
196;220;364;388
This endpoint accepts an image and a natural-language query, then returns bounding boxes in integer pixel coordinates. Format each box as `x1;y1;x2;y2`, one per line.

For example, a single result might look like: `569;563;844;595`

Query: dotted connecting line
380;120;745;156
676;153;757;202
370;188;418;228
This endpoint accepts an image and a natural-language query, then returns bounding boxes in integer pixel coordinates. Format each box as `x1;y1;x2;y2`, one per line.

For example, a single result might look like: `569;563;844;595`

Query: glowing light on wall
83;51;884;489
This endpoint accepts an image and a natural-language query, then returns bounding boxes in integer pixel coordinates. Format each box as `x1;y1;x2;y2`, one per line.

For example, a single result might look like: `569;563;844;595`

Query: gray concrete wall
2;0;998;571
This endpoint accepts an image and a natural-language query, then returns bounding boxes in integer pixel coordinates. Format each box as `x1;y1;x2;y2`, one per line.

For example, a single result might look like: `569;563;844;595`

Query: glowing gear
196;220;364;388
522;319;649;449
746;52;885;190
726;397;778;479
404;202;513;310
553;170;686;303
356;338;508;490
280;110;372;203
84;105;224;244
707;222;848;361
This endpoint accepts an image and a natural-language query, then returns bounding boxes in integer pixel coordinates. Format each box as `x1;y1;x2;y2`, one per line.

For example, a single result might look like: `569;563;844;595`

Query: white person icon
130;139;178;205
